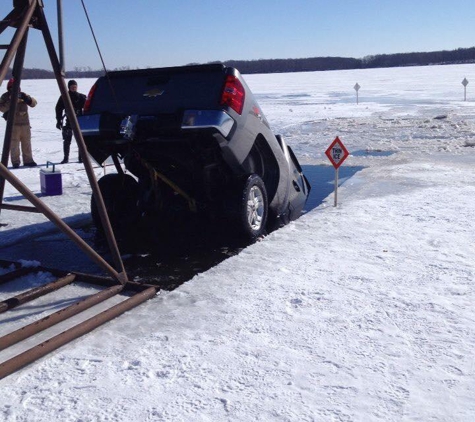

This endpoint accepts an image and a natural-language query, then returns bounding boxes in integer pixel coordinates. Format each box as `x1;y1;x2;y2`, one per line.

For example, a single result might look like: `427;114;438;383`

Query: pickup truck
79;64;310;241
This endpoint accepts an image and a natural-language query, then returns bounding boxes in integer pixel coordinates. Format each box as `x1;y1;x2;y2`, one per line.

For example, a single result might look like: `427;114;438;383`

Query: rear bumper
79;110;235;140
78;113;123;139
181;110;234;137
78;114;101;137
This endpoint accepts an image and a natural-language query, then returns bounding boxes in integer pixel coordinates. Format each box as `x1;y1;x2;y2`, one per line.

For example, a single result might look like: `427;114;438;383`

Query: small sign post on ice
325;136;349;207
462;78;469;101
354;83;361;104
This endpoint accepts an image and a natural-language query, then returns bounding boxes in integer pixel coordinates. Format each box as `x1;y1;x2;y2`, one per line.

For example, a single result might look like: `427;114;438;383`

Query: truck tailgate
91;64;226;115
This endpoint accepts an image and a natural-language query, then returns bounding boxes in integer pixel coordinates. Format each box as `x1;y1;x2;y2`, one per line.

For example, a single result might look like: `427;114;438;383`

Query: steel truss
0;0;128;284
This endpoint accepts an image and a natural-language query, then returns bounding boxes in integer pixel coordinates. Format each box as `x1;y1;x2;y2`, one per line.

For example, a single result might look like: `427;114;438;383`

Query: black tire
236;174;268;241
91;173;140;233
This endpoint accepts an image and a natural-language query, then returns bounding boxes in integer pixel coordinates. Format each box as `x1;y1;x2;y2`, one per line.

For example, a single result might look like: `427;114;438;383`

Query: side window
287;146;302;173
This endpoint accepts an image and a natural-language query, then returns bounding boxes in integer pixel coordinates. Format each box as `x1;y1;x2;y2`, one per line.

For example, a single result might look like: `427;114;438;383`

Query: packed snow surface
1;64;475;421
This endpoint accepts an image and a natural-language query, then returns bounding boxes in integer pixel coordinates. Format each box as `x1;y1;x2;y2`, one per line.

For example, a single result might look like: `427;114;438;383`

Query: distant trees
223;57;362;74
3;68;58;79
67;68;104;78
222;46;475;73
5;46;475;80
362;47;475;68
3;67;104;80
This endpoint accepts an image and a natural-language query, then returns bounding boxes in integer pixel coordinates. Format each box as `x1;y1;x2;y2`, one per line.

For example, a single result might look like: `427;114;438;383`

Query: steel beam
56;0;65;74
0;0;35;84
0;273;76;313
0;266;35;285
0;29;28;208
0;11;16;36
0;284;123;351
37;5;128;283
0;286;158;380
0;203;40;212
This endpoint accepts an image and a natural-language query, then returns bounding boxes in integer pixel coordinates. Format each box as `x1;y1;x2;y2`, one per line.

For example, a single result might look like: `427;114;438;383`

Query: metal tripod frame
0;0;128;285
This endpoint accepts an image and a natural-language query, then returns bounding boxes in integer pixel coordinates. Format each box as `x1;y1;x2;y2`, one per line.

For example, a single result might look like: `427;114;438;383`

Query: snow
1;63;475;421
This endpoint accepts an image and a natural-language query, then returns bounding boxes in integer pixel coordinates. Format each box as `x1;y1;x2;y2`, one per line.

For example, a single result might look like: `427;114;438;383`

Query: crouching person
0;78;38;168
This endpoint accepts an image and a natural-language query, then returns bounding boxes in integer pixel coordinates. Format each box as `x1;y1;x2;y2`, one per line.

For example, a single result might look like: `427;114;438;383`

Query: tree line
5;46;475;79
223;46;475;74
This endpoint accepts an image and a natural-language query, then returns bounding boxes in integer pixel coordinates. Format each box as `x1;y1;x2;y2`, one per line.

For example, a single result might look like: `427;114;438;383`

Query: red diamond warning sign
325;136;349;169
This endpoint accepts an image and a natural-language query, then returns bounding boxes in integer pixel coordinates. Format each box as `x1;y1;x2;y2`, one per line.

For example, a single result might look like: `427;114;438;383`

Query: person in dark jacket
0;78;37;168
55;80;86;163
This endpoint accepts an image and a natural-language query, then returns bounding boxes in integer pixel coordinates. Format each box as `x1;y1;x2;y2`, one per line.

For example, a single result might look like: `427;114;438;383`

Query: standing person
0;78;37;168
55;79;86;164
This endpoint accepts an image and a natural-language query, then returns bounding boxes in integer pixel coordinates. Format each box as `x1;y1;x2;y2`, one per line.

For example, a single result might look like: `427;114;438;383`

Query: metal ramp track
0;259;159;380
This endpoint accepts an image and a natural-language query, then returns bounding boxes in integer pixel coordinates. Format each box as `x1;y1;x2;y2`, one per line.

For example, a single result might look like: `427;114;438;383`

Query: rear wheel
236;174;268;240
91;173;140;234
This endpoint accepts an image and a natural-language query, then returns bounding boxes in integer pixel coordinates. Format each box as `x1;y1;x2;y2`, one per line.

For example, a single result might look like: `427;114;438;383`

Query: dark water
0;164;364;287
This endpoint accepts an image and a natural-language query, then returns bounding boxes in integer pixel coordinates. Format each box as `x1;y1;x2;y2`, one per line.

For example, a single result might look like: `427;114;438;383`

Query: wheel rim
247;185;265;231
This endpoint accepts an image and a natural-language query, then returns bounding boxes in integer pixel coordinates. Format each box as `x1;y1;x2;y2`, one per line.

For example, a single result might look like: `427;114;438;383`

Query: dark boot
61;140;70;164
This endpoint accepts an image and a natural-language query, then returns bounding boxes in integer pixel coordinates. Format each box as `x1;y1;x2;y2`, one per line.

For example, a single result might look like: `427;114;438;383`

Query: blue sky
2;0;475;71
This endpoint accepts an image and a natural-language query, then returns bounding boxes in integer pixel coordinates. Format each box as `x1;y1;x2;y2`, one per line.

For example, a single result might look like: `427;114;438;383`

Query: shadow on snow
0;165;364;287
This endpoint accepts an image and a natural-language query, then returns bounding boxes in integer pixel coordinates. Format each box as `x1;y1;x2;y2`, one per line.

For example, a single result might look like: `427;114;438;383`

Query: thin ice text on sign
325;136;349;169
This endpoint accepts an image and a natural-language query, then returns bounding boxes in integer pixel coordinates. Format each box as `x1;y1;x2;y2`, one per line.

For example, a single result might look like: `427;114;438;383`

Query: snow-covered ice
0;63;474;421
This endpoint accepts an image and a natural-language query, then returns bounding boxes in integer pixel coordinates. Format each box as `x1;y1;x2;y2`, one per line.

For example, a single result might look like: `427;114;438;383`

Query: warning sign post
325;137;349;206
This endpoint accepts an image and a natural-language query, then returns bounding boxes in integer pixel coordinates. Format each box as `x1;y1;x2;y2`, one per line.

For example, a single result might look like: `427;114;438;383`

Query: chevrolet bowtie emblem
143;88;165;97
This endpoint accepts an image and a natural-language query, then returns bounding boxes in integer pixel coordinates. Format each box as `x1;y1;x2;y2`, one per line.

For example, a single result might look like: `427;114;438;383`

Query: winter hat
7;78;14;90
68;80;77;88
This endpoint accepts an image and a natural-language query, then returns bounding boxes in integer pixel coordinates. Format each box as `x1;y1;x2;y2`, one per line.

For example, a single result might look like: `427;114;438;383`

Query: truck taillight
84;82;97;113
221;75;245;115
